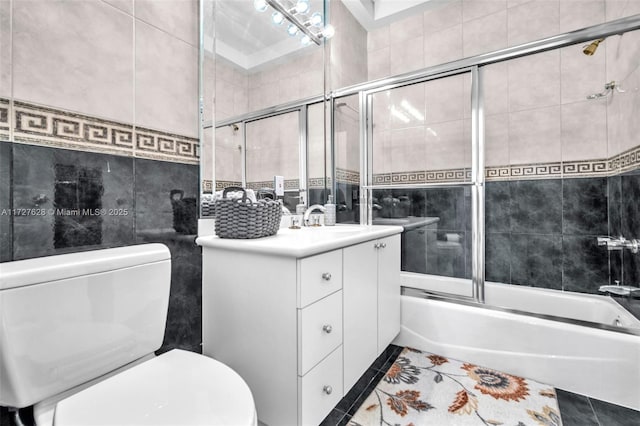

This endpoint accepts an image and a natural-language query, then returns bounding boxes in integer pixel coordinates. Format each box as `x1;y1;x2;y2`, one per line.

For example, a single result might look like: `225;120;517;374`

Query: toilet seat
53;349;257;426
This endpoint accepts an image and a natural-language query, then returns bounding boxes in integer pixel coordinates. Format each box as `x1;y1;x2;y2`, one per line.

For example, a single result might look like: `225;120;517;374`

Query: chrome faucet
303;204;326;226
597;236;640;253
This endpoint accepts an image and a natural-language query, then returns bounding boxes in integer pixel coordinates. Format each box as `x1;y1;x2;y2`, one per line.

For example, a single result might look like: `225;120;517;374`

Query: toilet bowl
0;244;257;426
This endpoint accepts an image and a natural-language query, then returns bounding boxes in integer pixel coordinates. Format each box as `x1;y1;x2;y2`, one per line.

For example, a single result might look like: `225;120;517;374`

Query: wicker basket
214;186;282;239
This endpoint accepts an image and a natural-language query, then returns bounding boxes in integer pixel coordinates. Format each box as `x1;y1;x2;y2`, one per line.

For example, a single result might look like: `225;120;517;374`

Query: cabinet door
343;241;378;394
378;234;401;352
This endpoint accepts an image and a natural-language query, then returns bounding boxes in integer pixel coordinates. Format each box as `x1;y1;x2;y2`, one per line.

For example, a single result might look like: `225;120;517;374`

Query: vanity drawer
298;250;343;307
298;346;343;426
298;290;343;375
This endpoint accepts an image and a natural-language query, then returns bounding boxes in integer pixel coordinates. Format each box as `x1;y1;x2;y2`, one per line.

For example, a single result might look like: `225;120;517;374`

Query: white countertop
196;224;403;258
372;216;439;230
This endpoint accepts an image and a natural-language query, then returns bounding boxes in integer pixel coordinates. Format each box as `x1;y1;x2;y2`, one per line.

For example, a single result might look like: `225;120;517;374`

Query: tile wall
0;0;202;362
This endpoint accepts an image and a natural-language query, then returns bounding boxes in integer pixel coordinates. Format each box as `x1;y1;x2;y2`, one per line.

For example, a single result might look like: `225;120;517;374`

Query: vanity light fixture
255;0;335;45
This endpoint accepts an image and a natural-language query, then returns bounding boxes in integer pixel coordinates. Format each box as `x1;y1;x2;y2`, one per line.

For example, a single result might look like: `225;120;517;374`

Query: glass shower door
366;71;476;298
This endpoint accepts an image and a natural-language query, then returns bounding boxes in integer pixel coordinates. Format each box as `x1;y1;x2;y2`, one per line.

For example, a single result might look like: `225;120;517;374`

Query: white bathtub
394;277;640;410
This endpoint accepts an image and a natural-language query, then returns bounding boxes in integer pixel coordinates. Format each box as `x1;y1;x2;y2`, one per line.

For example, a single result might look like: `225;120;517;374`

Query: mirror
200;0;330;213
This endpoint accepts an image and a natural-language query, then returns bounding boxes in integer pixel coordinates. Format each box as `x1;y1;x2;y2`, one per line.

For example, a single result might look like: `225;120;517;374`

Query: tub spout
598;285;640;296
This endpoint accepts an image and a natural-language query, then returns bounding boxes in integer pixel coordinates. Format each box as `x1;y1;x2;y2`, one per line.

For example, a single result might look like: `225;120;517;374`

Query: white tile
561;101;608;161
424;120;468;170
559;0;604;33
509;106;562;164
560;44;606;104
13;0;134;122
201;126;213;183
372;130;392;174
135;0;198;46
389;13;424;45
299;70;324;99
388;84;425;130
203;54;215;125
508;50;560;112
605;0;640;21
390;36;424;76
0;0;10;98
391;126;426;172
462;0;507;22
424;1;462;34
368;25;389;52
424;24;463;68
372;90;392;131
425;75;466;123
605;29;640;86
485;113;510;166
136;22;198;137
368;47;391;81
507;0;559;47
462;10;507;57
103;0;133;15
483;62;509;116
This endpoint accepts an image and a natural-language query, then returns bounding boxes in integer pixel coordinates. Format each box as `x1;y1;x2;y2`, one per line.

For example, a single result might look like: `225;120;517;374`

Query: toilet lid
54;349;256;426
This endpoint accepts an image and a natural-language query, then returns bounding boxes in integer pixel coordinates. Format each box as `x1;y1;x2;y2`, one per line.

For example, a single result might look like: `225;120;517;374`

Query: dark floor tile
344;369;386;418
510;179;562;234
510;233;562;289
319;409;348;426
562;235;609;293
591;397;640;426
334;365;381;413
556;389;599;426
562;177;608;236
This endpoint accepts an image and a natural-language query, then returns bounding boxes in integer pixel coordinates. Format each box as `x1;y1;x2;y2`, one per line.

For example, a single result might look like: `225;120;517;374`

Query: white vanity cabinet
198;226;401;426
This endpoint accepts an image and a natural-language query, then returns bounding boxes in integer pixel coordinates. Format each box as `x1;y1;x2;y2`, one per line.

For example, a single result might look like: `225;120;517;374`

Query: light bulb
272;11;284;25
253;0;268;12
321;24;335;39
287;24;298;36
301;35;311;45
295;0;310;13
309;12;323;26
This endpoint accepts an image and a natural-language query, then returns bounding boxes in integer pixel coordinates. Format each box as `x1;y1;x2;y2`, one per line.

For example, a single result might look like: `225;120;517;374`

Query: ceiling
215;0;442;71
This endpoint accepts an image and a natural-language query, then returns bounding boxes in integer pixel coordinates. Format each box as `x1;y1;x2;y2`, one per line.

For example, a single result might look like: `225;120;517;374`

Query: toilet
0;244;257;426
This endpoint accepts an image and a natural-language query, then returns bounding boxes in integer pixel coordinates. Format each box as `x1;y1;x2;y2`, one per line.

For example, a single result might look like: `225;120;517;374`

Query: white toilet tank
0;244;171;409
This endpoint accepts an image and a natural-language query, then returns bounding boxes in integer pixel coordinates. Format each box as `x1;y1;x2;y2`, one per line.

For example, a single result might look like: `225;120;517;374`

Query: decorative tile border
215;180;243;191
3;98;199;164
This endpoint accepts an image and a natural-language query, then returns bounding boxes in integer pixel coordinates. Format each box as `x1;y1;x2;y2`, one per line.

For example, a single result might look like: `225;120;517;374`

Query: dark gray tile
429;230;467;279
486;232;511;283
510;179;562;234
134;158;199;235
485;181;511;233
610;250;623;286
12;144;134;260
563;177;608;236
344;369;386;417
0;141;12;262
608;175;622;237
510;233;562;289
622;250;640;288
556;389;599;426
591;398;640;426
335;365;381;413
621;173;640;239
562;235;609;293
424;187;468;230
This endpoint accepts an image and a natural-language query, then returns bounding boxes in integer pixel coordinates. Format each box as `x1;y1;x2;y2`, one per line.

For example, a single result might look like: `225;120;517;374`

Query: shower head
583;38;605;56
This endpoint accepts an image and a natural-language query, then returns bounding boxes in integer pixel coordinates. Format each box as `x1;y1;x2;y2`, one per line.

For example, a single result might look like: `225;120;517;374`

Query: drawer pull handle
323;385;333;395
322;272;332;281
381;243;387;248
322;324;333;334
374;243;380;249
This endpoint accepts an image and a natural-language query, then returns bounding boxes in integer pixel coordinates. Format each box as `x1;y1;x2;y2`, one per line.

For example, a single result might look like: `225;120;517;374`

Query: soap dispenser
324;195;336;226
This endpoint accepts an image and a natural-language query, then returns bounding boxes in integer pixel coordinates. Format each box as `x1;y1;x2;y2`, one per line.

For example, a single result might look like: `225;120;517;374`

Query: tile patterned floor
321;344;640;426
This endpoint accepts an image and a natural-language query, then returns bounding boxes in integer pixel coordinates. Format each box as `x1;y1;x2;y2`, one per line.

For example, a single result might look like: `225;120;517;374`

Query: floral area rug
349;347;562;426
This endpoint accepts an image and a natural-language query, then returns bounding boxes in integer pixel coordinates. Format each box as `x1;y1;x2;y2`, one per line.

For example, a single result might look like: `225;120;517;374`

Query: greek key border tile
7;98;199;164
202;179;214;193
215;180;243;191
246;179;299;191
